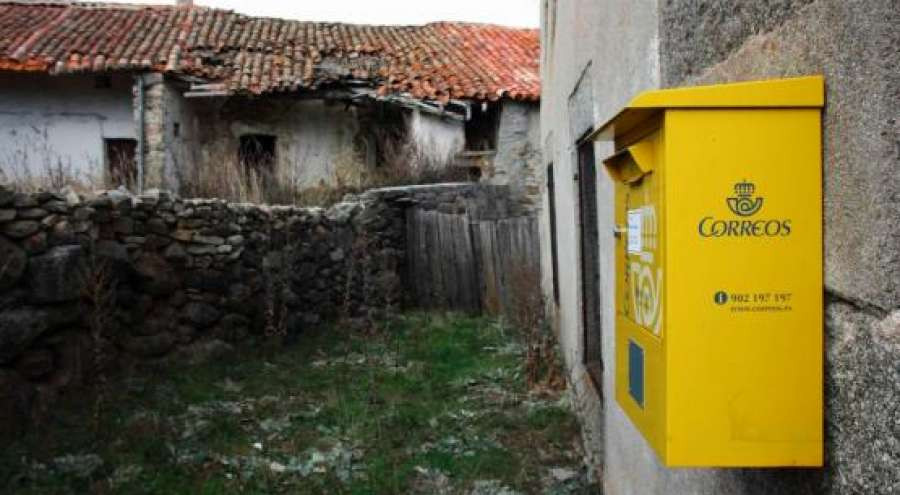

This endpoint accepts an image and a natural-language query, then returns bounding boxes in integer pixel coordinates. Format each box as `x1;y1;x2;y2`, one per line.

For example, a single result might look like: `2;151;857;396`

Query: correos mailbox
594;76;824;467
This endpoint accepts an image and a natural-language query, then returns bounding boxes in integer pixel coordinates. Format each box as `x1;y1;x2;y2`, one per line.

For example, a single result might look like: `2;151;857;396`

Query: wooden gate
406;209;539;314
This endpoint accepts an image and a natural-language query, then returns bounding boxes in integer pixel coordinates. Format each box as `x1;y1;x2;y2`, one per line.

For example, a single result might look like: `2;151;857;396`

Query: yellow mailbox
594;76;824;467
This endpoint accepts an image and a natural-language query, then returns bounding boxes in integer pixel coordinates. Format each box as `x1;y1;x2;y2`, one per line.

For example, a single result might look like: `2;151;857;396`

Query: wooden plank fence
406;208;539;314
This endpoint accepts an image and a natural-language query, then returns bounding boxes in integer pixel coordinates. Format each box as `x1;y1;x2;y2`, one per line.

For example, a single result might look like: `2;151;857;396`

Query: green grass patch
2;312;593;494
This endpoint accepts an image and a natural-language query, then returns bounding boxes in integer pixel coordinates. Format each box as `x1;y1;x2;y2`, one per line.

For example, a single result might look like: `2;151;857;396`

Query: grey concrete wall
540;0;899;493
0;73;135;187
489;101;542;210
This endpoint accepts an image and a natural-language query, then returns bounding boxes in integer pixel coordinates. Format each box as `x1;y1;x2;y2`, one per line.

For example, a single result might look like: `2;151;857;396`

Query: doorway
577;139;602;389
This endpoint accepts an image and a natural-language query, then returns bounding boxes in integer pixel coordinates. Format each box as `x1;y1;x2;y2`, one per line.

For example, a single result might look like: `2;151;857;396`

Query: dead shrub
506;260;565;392
181;151;292;205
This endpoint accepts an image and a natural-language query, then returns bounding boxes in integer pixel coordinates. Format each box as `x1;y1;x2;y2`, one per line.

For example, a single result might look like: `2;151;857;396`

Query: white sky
102;0;540;27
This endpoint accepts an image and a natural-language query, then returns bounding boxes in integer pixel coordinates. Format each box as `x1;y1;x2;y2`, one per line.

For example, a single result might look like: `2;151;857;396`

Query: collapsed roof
0;1;540;104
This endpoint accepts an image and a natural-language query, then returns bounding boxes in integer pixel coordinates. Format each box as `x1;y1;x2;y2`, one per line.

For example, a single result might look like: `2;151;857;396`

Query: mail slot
593;76;824;467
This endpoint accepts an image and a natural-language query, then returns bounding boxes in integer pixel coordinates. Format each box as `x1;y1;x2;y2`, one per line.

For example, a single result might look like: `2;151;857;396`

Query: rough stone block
0;236;27;290
146;217;168;235
0;185;13;207
21;231;47;255
2;220;41;239
42;200;68;214
134;253;179;296
27;245;84;304
113;217;134;234
0;308;49;364
48;220;76;246
12;193;37;208
193;235;224;245
17;208;47;220
182;302;222;328
163;242;188;261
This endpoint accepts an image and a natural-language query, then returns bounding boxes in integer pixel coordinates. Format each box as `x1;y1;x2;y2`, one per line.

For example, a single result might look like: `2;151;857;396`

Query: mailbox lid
591;76;824;144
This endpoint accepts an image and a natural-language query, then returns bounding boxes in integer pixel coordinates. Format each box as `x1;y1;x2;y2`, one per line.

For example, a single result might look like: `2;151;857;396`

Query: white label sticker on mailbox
627;209;642;254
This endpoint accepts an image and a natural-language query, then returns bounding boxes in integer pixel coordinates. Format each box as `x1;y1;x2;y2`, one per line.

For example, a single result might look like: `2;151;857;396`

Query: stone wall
0;181;505;440
665;2;900;492
488;101;542;212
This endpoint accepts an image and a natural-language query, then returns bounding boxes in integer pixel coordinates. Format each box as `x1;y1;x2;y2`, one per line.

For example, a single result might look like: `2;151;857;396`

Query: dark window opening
95;75;112;89
465;103;500;151
371;105;408;167
105;138;137;189
577;140;602;389
548;164;560;305
239;134;276;178
173;122;181;138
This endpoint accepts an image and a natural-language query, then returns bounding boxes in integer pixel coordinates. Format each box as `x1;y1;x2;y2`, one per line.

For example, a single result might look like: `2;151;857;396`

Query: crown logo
733;180;755;198
727;180;763;216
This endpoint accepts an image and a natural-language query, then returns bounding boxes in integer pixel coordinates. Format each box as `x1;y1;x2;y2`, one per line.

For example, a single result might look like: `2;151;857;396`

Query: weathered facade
0;72;136;186
539;0;898;493
0;2;541;205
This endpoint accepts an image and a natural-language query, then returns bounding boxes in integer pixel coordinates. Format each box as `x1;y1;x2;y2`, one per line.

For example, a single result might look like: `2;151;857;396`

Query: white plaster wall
539;0;671;492
407;109;465;169
186;98;362;190
0;72;135;186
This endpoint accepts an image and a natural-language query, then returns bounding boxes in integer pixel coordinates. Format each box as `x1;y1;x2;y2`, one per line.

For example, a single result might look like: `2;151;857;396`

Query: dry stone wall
0;181;510;440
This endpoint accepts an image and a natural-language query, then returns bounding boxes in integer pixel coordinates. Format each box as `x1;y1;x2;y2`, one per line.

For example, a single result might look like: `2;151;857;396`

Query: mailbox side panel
612;127;669;462
664;108;823;466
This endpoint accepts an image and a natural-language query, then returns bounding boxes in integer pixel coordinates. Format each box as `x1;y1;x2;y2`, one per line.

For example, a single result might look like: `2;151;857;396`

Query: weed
78;245;119;434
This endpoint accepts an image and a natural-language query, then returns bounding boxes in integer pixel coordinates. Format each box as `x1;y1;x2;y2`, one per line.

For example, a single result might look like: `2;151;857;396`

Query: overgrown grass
2;313;593;494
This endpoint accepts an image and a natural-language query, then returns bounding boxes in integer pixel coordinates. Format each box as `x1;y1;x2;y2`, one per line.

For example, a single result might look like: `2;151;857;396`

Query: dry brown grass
181;133;470;206
0;128;105;193
2;126;470;205
0;158;101;194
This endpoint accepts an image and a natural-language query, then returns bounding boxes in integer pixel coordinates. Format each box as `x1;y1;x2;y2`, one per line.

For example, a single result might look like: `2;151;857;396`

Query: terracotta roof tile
0;1;539;101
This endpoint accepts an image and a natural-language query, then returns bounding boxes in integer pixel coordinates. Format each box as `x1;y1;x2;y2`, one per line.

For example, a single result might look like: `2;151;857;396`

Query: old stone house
539;1;898;494
0;1;540;204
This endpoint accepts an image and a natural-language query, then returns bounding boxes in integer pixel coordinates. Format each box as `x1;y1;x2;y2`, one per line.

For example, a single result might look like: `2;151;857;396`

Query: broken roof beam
184;82;230;98
183;83;361;100
351;88;469;121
